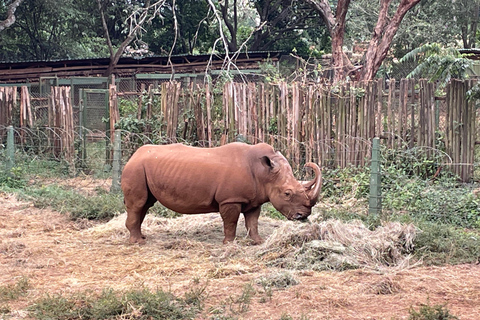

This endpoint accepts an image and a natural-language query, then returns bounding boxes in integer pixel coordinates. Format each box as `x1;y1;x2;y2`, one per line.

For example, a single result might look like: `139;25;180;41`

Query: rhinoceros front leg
244;207;263;245
219;203;241;244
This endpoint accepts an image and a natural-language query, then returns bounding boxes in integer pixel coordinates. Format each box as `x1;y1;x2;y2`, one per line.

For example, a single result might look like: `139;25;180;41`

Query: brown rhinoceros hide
121;142;322;244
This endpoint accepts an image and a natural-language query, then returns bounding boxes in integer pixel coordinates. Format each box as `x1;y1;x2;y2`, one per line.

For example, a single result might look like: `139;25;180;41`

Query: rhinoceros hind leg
125;194;156;244
219;203;241;244
244;207;264;245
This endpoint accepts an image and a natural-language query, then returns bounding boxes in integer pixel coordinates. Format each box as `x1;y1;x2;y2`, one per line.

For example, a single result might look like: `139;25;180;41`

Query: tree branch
360;0;422;80
0;0;24;32
303;0;335;33
100;0;168;76
96;0;114;58
219;0;238;51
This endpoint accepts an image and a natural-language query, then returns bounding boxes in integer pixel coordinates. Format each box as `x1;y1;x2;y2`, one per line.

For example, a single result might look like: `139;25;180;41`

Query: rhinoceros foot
129;235;147;245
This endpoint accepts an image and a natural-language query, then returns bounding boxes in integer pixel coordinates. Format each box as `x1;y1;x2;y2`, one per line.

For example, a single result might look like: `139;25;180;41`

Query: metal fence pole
6;126;15;176
110;129;122;193
369;137;382;215
79;88;87;165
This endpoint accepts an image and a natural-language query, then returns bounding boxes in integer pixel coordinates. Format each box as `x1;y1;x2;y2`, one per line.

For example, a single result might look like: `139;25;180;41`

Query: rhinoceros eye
284;190;292;200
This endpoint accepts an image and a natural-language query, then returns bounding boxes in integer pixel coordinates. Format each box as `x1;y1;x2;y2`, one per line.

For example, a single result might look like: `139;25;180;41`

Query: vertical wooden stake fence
369;137;382;215
48;86;75;175
0;87;16;134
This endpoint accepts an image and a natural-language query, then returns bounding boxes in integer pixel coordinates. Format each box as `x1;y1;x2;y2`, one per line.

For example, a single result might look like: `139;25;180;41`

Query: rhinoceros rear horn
303;162;322;205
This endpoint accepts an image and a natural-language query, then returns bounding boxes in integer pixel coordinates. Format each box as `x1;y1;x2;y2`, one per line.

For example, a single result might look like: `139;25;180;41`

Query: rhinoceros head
261;153;322;221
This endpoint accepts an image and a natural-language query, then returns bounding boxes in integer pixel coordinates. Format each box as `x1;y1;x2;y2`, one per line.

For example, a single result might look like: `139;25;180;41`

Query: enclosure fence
0;78;479;181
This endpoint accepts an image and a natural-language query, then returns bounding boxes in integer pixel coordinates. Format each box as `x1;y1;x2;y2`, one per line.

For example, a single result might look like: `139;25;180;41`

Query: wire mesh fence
1;123;479;229
1;124;476;183
1;77;480;187
1;124;373;184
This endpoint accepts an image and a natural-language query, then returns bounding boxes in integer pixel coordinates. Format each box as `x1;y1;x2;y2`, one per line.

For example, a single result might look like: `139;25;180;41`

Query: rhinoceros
121;142;322;244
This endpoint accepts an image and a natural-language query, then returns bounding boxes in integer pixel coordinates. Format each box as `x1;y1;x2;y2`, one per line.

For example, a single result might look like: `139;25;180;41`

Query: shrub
29;287;203;320
413;220;480;265
408;301;458;320
22;185;124;220
382;175;480;228
0;277;29;301
321;166;370;200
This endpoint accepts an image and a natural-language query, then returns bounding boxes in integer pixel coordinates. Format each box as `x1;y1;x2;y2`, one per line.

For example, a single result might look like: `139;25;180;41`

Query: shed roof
0;51;283;83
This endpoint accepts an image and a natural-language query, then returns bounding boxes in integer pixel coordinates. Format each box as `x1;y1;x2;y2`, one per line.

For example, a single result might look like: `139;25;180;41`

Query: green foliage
378;145;480;228
0;277;30;302
183;278;208;309
150;202;181;218
258;60;284;83
408;301;458;320
315;146;480;266
228;283;255;314
382;173;480;228
256;271;299;290
399;43;473;86
0;166;26;189
466;82;480;103
29;286;203;320
0;0;107;61
413;221;480;265
321;166;370;201
118;98;139;117
262;203;286;220
279;314;294;320
115;114;160;134
21;184;124;220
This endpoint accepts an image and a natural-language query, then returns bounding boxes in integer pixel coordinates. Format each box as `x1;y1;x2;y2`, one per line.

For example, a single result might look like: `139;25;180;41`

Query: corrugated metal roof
0;51;284;65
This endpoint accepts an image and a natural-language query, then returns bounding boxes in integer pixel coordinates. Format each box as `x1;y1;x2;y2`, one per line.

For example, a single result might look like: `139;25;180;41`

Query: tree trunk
305;0;421;82
97;0;156;77
330;0;352;83
220;0;238;51
306;0;354;82
462;2;479;49
104;33;137;77
359;0;422;81
0;0;24;32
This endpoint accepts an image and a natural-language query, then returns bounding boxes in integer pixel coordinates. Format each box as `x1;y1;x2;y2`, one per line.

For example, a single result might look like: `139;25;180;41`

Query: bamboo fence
0;78;478;181
48;86;75;173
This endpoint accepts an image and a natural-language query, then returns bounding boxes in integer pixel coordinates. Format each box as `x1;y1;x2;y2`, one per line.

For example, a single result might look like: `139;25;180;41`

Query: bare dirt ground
1;191;480;320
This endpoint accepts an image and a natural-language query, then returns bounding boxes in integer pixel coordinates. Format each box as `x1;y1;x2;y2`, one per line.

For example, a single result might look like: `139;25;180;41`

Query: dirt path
1;191;479;320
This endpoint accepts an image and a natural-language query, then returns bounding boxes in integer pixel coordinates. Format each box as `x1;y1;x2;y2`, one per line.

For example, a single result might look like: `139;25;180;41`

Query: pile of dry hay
258;213;418;271
86;211;418;272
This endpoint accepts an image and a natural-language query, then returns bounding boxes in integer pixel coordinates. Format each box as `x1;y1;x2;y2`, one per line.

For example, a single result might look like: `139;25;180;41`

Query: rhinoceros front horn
302;162;322;206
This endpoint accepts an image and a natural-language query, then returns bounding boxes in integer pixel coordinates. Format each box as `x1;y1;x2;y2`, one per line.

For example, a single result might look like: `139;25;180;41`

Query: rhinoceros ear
260;156;276;171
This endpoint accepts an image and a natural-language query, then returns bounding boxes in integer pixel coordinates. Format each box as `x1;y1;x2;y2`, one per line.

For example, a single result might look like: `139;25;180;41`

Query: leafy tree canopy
0;0;478;83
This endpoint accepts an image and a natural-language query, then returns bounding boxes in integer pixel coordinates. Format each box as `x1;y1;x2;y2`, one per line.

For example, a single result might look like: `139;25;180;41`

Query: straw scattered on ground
1;191;480;320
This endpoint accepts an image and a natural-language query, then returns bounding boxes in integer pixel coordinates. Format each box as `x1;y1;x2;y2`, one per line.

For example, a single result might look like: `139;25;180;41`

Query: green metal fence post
79;88;87;165
6;126;15;176
110;129;122;193
369;137;382;215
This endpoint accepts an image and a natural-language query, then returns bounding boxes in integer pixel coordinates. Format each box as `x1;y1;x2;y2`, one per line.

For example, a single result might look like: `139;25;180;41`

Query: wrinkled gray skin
121;142;322;244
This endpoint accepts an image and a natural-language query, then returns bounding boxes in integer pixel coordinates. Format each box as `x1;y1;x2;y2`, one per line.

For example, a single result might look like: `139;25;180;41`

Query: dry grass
1;192;480;319
259;216;418;272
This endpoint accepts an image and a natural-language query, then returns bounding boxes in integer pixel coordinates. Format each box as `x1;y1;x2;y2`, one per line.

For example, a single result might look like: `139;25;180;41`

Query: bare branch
303;0;335;33
167;0;178;80
99;0;168;76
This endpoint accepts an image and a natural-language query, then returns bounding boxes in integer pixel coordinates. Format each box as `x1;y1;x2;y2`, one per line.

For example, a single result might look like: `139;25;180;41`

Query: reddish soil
1;191;479;320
